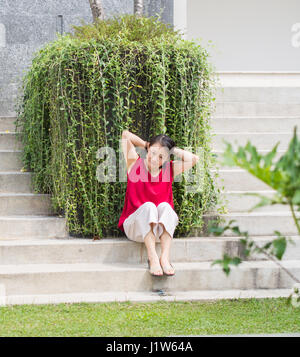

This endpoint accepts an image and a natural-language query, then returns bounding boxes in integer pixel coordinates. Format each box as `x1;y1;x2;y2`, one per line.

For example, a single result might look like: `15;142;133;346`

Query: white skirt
123;201;179;243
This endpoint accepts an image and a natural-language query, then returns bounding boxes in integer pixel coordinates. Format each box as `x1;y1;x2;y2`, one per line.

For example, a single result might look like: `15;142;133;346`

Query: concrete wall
186;0;300;71
0;0;173;116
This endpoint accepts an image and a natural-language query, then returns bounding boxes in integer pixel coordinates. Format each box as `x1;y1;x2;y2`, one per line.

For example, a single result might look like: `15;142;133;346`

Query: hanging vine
14;14;221;238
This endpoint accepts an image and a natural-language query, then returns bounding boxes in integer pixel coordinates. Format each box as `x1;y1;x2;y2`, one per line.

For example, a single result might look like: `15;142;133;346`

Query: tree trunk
134;0;143;17
89;0;105;22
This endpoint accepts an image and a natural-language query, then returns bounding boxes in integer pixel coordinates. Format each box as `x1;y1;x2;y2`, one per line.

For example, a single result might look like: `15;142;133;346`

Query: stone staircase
0;72;299;305
206;72;300;236
0;117;68;239
0;236;299;305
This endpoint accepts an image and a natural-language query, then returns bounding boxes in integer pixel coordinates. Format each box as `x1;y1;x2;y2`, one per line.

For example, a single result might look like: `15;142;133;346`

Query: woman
118;130;199;276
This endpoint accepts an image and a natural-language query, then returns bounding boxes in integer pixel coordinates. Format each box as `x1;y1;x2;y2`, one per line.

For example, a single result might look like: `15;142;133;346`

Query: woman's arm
122;130;146;149
121;130;145;170
173;147;199;164
172;147;199;177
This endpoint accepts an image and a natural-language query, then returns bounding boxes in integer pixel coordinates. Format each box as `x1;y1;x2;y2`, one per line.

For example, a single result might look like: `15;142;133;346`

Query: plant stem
251;240;300;284
289;201;300;235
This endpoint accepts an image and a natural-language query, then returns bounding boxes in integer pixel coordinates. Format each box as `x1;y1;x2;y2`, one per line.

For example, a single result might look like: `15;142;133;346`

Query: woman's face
146;143;169;171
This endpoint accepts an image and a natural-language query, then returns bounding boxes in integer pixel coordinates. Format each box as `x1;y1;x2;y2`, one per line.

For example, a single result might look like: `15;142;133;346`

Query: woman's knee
157;202;174;214
141;201;157;210
138;202;158;219
157;202;171;209
157;202;178;219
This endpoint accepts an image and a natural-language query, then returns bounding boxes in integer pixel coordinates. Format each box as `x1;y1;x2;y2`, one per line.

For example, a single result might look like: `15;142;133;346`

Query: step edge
1;288;293;305
1;235;299;246
0;260;299;274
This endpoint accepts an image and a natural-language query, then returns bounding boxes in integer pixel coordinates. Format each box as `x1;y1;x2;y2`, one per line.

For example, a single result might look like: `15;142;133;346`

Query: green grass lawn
0;298;299;337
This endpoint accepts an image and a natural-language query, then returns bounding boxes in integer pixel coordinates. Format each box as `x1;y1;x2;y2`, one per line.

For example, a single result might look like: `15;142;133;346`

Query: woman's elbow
193;155;199;165
122;130;130;138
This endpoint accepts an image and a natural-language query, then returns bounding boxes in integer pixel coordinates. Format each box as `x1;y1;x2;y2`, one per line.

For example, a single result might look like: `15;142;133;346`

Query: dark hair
145;134;176;169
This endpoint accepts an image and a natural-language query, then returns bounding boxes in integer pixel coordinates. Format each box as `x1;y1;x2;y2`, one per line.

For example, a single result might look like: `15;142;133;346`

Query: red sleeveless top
118;154;175;232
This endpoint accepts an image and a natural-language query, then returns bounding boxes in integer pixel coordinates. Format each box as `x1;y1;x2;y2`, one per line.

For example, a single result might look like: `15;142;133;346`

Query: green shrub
15;14;219;238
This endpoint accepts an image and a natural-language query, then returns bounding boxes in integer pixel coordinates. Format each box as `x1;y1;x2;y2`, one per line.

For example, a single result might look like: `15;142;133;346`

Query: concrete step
0;215;68;240
213;169;272;191
212;150;285;169
219;190;290;213
215;87;300;103
214;102;300;116
0;193;55;215
0;236;299;265
0;260;299;296
0;105;17;117
1;288;293;306
0;132;23;150
0;116;19;131
0;172;34;193
212;132;292;151
210;116;300;133
216;72;300;87
202;211;300;236
0;150;23;171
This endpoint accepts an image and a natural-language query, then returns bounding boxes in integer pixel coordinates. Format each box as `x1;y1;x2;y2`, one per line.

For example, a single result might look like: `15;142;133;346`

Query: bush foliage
15;14;219;238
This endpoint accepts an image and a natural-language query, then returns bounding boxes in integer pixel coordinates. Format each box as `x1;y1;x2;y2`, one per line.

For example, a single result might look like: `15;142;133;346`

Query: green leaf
261;241;272;250
263;142;280;168
231;257;242;266
231;226;241;235
211;254;242;277
240;238;248;246
243;249;250;256
292;190;300;205
272;236;287;260
208;226;226;235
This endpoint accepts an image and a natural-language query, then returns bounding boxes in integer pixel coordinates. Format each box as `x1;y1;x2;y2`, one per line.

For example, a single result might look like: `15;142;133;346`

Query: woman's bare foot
159;256;175;275
148;256;163;276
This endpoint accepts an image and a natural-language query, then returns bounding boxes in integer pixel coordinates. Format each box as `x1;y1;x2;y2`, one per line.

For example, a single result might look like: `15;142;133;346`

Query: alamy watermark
96;139;205;194
291;22;300;48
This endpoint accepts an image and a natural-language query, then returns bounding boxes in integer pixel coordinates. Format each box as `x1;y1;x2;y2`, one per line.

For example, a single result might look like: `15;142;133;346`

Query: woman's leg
144;222;163;276
159;223;175;275
156;202;179;275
